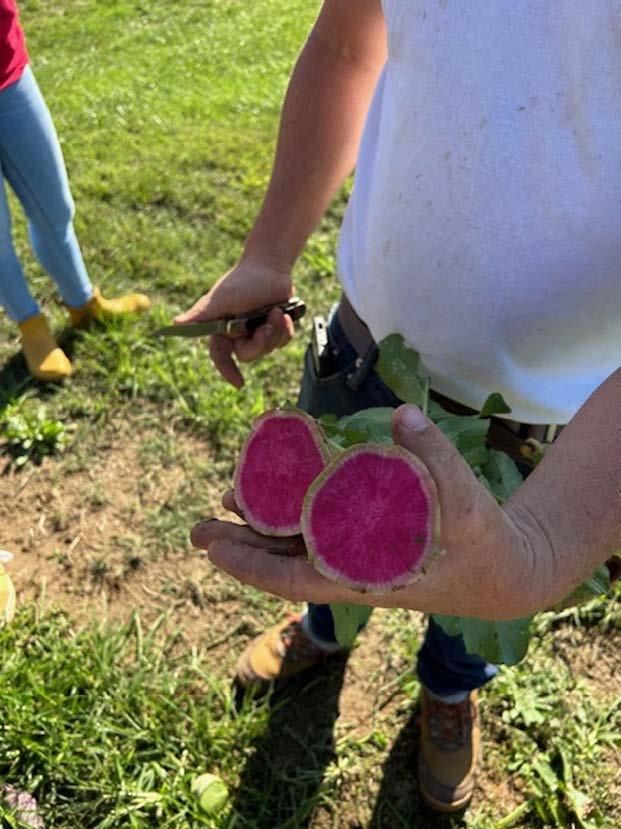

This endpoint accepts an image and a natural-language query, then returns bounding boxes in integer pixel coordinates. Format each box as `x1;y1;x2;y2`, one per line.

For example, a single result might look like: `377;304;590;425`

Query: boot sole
419;785;473;814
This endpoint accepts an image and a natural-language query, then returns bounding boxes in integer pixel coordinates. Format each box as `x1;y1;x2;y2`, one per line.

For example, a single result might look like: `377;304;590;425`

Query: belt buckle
521;423;560;465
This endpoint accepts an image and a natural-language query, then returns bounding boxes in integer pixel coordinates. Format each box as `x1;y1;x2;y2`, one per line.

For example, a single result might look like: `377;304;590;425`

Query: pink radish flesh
302;445;439;592
234;410;330;536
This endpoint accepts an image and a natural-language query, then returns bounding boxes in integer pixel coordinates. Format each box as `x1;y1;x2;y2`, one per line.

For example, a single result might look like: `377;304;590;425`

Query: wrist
501;500;557;614
241;226;301;276
239;247;294;283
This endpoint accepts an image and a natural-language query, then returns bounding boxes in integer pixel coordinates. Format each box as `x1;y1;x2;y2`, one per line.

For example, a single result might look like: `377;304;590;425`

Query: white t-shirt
337;0;621;424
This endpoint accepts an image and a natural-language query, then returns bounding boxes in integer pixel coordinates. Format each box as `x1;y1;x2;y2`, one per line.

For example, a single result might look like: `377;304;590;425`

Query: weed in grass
0;397;69;468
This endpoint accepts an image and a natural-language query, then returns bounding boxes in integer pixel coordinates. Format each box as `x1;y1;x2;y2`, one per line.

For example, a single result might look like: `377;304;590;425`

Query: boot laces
427;696;472;751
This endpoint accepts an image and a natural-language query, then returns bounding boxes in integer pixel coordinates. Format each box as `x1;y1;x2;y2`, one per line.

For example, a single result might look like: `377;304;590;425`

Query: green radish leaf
433;615;533;666
319;413;339;428
339;408;394;446
434;414;490;468
376;334;429;410
426;398;450;419
318;414;350;450
478;449;524;503
323;408;395;450
480;392;512;418
340;429;369;446
462;446;490;468
331;603;373;647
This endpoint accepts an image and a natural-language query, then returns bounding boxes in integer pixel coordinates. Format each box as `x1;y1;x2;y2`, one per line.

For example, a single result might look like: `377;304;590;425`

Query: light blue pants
0;65;93;323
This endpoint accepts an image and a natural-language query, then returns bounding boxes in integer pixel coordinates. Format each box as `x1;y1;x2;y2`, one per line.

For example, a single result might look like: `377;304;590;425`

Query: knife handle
243;298;306;334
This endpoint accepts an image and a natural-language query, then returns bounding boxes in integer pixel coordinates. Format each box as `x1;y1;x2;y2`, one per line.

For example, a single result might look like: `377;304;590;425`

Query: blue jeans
297;308;498;696
0;66;92;323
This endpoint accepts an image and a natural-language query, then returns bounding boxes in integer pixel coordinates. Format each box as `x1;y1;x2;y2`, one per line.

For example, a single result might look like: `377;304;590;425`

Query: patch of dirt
552;624;621;702
0;423;224;637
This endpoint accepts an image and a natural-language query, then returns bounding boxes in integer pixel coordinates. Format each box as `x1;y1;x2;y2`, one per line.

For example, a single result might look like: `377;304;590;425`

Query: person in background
0;0;150;383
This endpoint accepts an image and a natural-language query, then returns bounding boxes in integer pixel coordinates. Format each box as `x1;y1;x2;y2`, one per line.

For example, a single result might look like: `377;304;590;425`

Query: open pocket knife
151;297;306;339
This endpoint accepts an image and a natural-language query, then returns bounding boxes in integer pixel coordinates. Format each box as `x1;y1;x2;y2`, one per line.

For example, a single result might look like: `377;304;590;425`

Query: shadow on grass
230;654;348;829
369;706;467;829
230;674;467;829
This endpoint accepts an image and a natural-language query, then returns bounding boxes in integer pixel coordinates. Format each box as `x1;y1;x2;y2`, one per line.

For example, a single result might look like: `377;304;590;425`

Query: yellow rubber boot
18;314;73;382
68;286;151;329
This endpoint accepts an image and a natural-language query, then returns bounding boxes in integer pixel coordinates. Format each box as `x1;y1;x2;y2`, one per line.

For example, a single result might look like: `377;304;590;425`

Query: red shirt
0;0;27;91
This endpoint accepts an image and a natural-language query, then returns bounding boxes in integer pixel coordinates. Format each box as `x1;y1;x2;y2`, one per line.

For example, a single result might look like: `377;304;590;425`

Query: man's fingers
191;519;305;556
222;490;244;518
209;335;244;388
207;538;359;603
234;325;275;363
277;313;295;348
205;306;294;382
264;307;293;350
234;308;292;363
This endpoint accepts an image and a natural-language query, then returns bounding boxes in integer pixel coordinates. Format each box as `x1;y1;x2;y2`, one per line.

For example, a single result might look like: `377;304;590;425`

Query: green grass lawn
0;1;619;827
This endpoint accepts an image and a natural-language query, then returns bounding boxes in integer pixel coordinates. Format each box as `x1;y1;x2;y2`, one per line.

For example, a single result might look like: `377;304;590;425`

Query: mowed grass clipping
0;1;619;828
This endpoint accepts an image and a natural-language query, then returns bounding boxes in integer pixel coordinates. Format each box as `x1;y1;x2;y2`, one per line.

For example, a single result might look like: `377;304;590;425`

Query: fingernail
398;405;429;432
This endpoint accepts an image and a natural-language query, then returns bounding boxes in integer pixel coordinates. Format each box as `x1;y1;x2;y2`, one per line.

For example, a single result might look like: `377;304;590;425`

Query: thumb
391;404;475;502
174;291;222;325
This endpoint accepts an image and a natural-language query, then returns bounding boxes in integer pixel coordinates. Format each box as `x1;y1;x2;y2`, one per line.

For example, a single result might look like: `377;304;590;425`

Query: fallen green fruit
191;773;229;814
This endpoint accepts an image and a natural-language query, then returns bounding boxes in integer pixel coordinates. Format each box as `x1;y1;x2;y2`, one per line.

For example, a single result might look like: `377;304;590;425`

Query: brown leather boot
235;612;341;691
418;687;481;813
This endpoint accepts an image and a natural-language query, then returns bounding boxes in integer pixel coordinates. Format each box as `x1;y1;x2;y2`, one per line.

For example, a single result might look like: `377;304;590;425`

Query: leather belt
337;293;562;465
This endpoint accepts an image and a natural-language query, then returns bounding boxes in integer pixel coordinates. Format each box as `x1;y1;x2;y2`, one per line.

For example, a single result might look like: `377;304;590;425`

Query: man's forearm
505;368;621;610
243;26;385;271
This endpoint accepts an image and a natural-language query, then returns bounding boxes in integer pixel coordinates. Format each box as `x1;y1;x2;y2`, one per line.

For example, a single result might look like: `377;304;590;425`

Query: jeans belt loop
346;343;380;391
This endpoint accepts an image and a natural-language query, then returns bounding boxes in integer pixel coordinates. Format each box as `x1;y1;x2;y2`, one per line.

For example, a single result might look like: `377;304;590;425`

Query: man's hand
175;260;295;388
191;405;550;621
174;0;386;389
